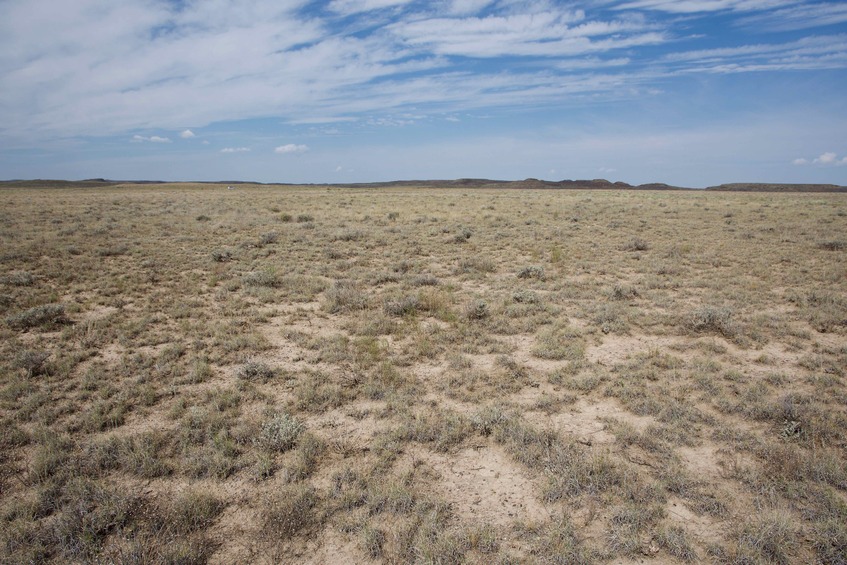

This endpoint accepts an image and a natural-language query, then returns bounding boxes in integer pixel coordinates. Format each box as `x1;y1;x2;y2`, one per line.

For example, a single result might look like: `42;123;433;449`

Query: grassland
1;183;845;564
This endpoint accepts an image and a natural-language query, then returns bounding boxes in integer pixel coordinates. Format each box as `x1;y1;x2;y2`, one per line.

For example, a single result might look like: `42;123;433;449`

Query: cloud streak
613;0;799;14
737;2;847;30
131;135;171;143
387;11;667;58
275;144;309;154
662;33;847;73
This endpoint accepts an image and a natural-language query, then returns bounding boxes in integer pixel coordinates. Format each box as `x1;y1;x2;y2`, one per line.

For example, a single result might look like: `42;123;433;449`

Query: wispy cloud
275;144;309;154
221;147;251;153
662;34;847;73
286;117;359;125
131;134;171;143
613;0;799;14
794;151;847;165
445;0;496;16
386;10;666;58
328;0;414;16
737;2;847;30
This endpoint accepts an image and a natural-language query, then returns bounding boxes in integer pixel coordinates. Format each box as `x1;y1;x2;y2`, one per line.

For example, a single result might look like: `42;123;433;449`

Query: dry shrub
263;485;319;537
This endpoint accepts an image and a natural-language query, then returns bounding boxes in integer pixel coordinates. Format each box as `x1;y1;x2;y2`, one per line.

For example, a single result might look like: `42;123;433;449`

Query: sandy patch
411;445;549;527
586;335;679;366
298;526;374;565
665;496;726;547
676;444;725;480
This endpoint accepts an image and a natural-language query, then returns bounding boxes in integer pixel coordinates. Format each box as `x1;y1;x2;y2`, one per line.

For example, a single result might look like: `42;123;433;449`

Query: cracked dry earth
1;184;846;564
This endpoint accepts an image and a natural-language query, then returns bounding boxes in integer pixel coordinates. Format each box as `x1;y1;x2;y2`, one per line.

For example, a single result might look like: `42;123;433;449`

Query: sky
1;0;846;187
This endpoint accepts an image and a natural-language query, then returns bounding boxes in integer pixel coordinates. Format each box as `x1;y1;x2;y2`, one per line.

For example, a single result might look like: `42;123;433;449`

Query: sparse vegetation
0;183;844;563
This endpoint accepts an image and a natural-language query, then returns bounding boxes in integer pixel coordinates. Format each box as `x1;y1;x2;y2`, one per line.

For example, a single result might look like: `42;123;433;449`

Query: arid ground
1;184;845;564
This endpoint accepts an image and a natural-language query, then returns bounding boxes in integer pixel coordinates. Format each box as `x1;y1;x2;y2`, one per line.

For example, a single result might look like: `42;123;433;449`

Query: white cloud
446;0;496;16
180;129;196;138
555;57;631;70
387;10;666;58
0;0;327;142
794;152;847;166
328;0;413;15
663;34;847;73
221;147;251;153
275;144;309;154
286;117;358;125
613;0;798;14
813;152;837;164
738;2;847;31
131;134;171;143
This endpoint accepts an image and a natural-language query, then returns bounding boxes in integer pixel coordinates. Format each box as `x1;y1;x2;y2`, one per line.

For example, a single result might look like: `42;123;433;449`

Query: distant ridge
2;178;845;192
0;179;161;188
704;183;847;192
329;178;690;190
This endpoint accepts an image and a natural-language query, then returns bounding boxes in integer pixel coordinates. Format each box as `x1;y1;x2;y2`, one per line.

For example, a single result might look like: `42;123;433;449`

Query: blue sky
1;0;846;187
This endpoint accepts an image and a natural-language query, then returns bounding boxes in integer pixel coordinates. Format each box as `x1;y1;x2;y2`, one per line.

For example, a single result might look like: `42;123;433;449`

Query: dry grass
0;183;845;563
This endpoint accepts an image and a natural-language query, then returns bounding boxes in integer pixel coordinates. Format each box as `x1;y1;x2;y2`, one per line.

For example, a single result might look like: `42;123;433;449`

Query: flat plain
1;183;845;564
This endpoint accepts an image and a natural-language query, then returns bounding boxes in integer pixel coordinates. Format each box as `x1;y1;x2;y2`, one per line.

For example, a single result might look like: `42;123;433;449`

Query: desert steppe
1;183;845;564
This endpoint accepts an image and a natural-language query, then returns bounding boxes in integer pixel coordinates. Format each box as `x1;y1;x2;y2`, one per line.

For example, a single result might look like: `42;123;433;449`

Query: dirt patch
77;304;120;322
677;443;725;480
665;496;726;548
208;501;263;564
302;403;385;453
523;407;616;446
409;444;550;527
586;335;679;367
297;526;374;565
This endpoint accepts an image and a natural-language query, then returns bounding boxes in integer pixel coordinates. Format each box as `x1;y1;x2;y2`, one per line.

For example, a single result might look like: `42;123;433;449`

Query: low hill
333;178;691;190
0;179;165;189
705;183;847;192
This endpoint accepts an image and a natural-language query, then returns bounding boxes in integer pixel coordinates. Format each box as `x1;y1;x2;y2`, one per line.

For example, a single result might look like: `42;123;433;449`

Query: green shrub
6;303;69;330
517;265;544;279
384;295;420;317
323;280;368;313
259;231;279;245
464;299;488;320
237;360;275;382
688;306;736;337
622;237;649;251
259;412;304;452
13;350;51;377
